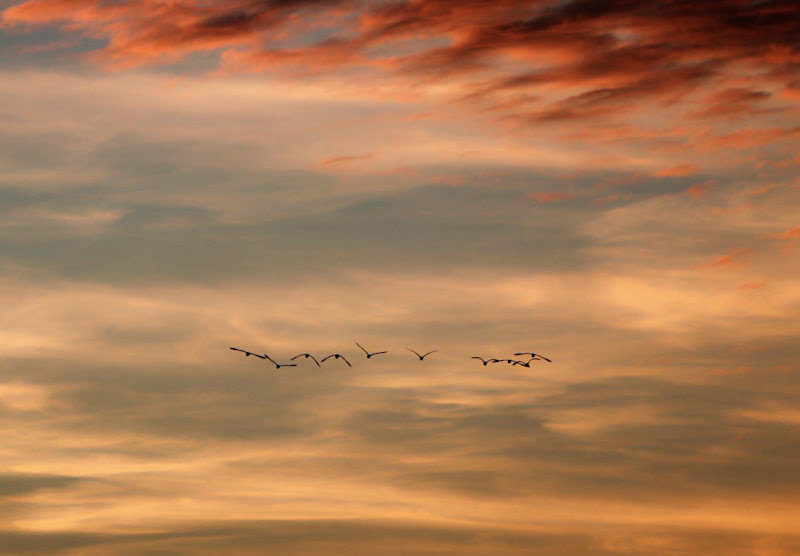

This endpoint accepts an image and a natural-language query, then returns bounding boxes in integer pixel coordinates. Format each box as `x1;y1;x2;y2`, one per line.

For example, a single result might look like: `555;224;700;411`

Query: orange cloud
780;226;800;239
654;164;698;178
321;153;375;166
737;281;768;291
693;88;772;118
709;365;752;376
686;180;714;198
525;192;576;205
698;247;752;269
4;0;800;139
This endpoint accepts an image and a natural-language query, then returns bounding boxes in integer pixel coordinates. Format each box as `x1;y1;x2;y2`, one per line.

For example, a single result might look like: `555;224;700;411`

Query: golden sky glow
1;1;799;554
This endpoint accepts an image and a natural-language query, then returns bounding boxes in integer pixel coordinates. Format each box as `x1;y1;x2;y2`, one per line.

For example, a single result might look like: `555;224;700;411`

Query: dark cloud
0;174;596;285
0;473;84;498
3;519;800;555
4;0;799;126
694;87;775;118
336;371;800;501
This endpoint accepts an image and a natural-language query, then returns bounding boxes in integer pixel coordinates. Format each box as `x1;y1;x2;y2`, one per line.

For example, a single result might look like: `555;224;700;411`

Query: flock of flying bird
230;342;552;369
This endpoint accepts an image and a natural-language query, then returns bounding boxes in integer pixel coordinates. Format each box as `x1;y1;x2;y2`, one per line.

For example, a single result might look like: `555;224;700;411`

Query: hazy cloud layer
1;1;799;553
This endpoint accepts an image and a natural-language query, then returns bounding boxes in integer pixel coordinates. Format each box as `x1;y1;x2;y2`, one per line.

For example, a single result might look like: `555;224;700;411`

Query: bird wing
290;354;304;361
341;356;352;367
471;356;485;361
540;356;552;362
514;352;533;356
355;342;368;355
321;355;334;362
422;350;438;357
407;348;421;357
374;350;388;355
263;354;278;365
309;355;321;366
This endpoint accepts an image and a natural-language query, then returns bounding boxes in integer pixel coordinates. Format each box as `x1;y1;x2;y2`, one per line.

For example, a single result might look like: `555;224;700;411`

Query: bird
321;353;352;367
230;347;266;359
263;354;297;369
511;358;536;368
514;352;552;362
407;348;438;360
471;356;502;366
291;353;321;367
356;342;387;359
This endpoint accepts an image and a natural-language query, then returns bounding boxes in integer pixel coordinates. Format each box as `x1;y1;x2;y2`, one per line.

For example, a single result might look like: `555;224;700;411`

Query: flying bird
291;353;321;367
511;358;536;368
407;348;438;360
321;353;352;367
471;356;502;366
263;354;297;369
230;347;266;359
356;342;387;359
514;352;552;362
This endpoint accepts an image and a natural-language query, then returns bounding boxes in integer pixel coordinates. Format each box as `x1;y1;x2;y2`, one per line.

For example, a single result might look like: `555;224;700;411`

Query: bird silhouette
471;356;502;366
291;353;321;367
321;353;352;367
356;342;387;359
230;347;266;359
511;358;536;368
514;352;552;362
263;354;297;369
407;348;438;360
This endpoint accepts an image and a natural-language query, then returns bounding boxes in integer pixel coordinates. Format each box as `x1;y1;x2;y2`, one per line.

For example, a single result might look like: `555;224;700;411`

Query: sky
0;0;799;554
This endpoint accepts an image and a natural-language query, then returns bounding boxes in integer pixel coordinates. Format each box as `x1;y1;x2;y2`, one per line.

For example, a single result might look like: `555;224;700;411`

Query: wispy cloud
2;1;800;552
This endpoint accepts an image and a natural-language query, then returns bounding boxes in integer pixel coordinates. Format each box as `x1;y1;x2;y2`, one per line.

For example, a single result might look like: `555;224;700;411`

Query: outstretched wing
262;354;278;366
355;342;368;355
321;354;334;362
407;348;421;357
341;355;352;367
422;350;438;358
373;350;388;355
308;355;321;366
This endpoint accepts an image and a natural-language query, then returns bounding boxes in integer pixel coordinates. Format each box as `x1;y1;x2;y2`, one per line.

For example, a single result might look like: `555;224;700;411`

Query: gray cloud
0;473;85;498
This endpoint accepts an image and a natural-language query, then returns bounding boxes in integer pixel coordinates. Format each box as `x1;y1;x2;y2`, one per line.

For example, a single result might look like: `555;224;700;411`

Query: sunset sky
1;0;799;554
